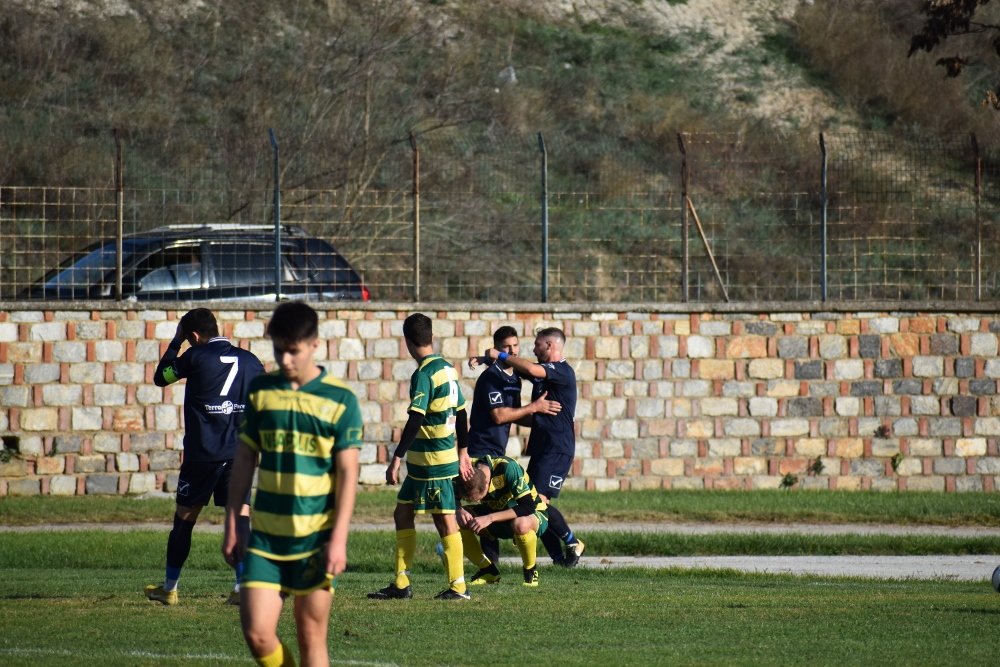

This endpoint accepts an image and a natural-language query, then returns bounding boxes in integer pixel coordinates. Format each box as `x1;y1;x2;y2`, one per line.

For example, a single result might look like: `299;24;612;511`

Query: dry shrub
792;0;997;137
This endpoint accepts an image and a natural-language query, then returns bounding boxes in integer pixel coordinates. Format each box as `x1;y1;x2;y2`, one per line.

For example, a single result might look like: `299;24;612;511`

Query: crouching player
456;455;548;587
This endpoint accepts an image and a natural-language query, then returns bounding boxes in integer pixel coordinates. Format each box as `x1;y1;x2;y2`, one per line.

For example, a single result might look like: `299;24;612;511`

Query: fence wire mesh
2;128;998;303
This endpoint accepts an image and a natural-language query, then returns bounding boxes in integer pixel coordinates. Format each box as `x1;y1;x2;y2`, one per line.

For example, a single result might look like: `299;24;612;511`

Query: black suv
24;225;370;302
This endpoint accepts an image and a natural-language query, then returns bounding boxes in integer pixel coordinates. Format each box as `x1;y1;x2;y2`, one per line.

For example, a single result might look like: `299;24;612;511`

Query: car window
208;243;295;288
133;246;205;294
43;244;117;291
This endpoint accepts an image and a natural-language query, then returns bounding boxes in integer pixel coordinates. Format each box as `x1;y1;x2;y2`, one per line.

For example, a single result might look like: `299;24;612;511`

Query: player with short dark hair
368;312;473;601
464;325;561;566
145;308;264;606
482;326;585;566
455;455;549;587
223;300;363;666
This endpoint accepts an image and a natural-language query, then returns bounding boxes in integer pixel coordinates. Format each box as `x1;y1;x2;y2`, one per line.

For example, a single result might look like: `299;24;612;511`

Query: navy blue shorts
526;451;574;499
175;459;241;508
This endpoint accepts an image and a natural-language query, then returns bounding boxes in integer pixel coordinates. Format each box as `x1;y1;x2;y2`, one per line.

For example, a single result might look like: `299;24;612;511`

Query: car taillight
361;284;371;301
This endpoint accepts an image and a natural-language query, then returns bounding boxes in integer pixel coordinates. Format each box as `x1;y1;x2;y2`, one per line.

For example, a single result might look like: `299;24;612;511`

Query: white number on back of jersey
219;356;239;396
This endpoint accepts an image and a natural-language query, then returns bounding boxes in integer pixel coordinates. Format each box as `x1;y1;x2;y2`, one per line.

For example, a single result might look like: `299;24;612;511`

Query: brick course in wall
2;305;1000;495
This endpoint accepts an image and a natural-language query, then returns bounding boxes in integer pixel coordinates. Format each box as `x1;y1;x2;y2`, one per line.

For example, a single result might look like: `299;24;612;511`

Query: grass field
3;490;1000;665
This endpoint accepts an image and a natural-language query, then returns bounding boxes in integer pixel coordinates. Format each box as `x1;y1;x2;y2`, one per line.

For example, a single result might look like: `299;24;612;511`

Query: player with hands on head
145;308;263;607
223;301;363;667
456;455;549;587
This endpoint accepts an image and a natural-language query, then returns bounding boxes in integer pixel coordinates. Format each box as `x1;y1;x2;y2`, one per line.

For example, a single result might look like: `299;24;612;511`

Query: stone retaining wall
2;305;999;496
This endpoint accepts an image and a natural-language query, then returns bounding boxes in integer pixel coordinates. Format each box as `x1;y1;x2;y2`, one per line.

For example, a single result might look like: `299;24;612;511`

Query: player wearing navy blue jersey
465;326;561;566
145;308;264;606
483;327;585;567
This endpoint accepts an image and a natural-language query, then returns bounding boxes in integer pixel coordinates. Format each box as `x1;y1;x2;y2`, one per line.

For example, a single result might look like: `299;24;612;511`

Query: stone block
128;472;158;494
850;381;882;397
794;360;823;380
787;398;823;417
686;336;714;358
874;359;902;378
892;379;922;395
707;439;741;457
858;335;881;358
49;475;78;495
818;336;848;359
833;438;863;458
699;359;734;380
8;479;41;495
777;337;808;359
701;398;739;416
21;408;58;431
871;440;900;457
909;438;943;456
910;396;941;415
971;333;998;356
833;359;864;380
750;438;782;456
868;317;899;334
726;336;766;358
955;438;987;457
771;419;810;436
85;474;120;495
951;396;977;417
933;458;965;475
970;379;997;396
24;364;60;383
734;457;766;475
794;438;826;457
745;321;778;336
874;397;901;417
889;333;919;358
951;358;974;379
650;458;685;476
850;459;884;476
724;419;761;437
835;397;860;416
929;334;959;355
912;356;944;378
749;397;778;417
747;358;783;379
766;380;800;397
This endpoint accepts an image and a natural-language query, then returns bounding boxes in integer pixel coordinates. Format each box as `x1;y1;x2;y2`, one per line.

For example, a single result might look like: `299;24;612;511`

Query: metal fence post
269;129;282;301
972;133;982;301
538;132;548;303
820;132;828;302
113;129;124;301
677;133;689;302
409;133;420;302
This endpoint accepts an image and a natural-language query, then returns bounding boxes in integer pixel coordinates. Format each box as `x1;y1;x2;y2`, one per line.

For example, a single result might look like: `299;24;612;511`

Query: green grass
3;490;1000;665
4;489;1000;527
2;533;999;667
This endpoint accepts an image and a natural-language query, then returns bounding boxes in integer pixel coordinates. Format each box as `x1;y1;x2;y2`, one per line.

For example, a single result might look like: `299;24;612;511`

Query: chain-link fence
2;128;998;303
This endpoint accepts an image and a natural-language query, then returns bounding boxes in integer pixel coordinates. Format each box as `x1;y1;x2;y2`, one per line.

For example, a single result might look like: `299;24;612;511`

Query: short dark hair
536;327;565;343
403;313;433;347
493;325;518;348
266;301;319;346
456;463;489;500
179;308;219;340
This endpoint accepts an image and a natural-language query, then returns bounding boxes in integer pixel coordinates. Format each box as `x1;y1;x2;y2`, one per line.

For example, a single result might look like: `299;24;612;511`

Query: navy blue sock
480;535;500;565
235;515;251;588
165;512;196;586
546;504;575;545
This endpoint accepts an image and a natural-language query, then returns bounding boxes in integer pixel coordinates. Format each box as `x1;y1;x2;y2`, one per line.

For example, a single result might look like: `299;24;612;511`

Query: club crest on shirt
488;391;502;405
427;487;441;502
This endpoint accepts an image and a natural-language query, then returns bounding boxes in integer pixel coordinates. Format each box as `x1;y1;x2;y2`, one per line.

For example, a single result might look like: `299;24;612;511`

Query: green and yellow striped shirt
405;354;466;480
240;368;363;560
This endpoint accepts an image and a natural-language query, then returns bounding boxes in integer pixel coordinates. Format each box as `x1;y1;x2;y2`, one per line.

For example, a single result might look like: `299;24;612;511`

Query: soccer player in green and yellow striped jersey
368;313;473;601
224;301;362;667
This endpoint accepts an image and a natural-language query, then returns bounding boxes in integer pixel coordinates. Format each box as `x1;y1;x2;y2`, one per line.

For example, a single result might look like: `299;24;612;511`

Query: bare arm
325;446;361;577
483;348;547;379
222;442;258;566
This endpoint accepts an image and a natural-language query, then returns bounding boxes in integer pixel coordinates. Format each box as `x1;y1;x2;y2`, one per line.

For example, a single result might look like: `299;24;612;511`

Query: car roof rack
148;224;306;234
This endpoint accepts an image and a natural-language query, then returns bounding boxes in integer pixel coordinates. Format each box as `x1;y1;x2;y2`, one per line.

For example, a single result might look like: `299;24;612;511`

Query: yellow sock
395;528;417;589
513;531;537;570
255;640;296;667
441;531;466;593
460;528;491;568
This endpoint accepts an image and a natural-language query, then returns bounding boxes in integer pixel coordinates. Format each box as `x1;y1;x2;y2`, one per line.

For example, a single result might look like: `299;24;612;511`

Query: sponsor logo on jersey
549;475;564;490
488;391;502;405
203;400;246;415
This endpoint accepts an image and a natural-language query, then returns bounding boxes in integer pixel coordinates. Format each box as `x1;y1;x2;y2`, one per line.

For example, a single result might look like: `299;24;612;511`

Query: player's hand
530;391;561;416
385;456;402;485
467;356;481;370
171;322;186;346
459;452;473;481
324;540;348;577
221;513;243;567
456;507;474;529
468;514;493;534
